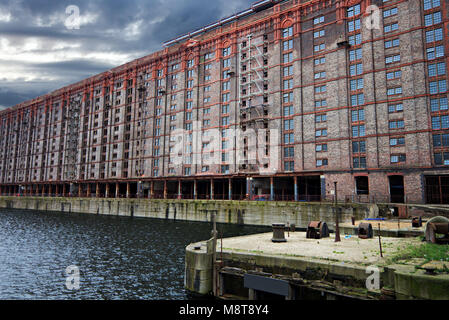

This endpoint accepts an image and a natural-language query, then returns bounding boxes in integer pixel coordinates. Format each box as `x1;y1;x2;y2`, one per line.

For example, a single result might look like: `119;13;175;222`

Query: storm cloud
0;0;254;109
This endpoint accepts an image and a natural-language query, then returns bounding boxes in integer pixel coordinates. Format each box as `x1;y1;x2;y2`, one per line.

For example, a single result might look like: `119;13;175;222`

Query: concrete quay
185;232;449;300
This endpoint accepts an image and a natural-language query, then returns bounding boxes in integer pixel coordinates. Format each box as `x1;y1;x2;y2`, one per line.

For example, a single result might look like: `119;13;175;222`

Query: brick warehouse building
0;0;448;204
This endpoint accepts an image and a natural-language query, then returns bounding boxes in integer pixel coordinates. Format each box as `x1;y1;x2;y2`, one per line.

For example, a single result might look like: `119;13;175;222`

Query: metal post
105;183;110;198
194;180;197;200
294;176;298;202
334;181;341;242
270;177;275;201
378;223;383;258
126;182;130;198
178;180;182;200
228;178;232;201
115;182;119;198
211;179;214;200
163;180;167;199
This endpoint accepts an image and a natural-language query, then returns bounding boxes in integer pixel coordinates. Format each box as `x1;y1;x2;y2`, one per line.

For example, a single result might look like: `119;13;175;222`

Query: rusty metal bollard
358;223;373;239
306;221;330;239
412;216;422;228
271;223;287;243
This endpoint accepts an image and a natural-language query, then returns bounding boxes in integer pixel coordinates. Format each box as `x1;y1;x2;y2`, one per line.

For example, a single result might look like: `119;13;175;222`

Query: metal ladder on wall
64;94;81;194
238;34;270;173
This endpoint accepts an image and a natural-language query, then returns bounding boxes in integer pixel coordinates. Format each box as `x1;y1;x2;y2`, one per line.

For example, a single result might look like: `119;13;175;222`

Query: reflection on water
0;208;269;300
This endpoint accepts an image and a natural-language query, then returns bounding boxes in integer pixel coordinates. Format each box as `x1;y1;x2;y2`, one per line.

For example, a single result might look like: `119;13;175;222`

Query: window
221;105;229;114
383;7;398;17
388;103;404;113
426;28;443;43
427;45;445;60
433;133;449;147
386;70;402;80
353;157;367;168
221;165;230;174
349;48;362;61
352;140;366;153
315;85;327;93
349;34;362;46
223;58;231;68
283;39;293;51
385;38;400;48
284;79;294;90
347;4;361;17
391;154;406;163
387;87;403;96
351;93;365;106
315;129;328;137
424;0;440;11
283;52;293;63
389;120;405;129
385;54;401;64
315;114;327;123
284;147;294;158
430;97;448;112
316;159;328;167
314;16;324;25
351;109;365;122
314;30;325;38
429;80;447;94
314;57;326;65
314;43;325;52
284;66;294;77
314;71;326;80
284;106;293;116
205;63;212;70
205;52;215;60
187;59;195;68
350;63;363;76
284;133;294;144
425;11;442;26
284;119;294;130
434;152;449;165
282;26;293;38
223;47;231;56
390;137;405;146
431;115;449;129
352;125;366;137
285;161;295;171
348;19;361;32
221;116;229;126
316;144;328;152
384;23;399;33
283;92;293;103
428;62;446;77
315;100;327;108
350;78;364;91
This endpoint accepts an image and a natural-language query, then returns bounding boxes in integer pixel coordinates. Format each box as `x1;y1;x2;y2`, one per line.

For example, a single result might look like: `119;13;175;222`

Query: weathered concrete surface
186;232;449;299
0;196;375;228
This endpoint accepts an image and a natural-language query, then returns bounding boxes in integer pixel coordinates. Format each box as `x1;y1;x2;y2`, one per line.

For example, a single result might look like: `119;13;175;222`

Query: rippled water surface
0;208;269;300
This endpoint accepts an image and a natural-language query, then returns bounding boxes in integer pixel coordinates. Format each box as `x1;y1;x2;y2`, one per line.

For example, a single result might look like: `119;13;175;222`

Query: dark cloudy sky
0;0;254;110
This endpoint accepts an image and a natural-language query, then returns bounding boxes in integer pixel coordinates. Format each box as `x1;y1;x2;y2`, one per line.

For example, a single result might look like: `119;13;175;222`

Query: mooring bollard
271;223;287;243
